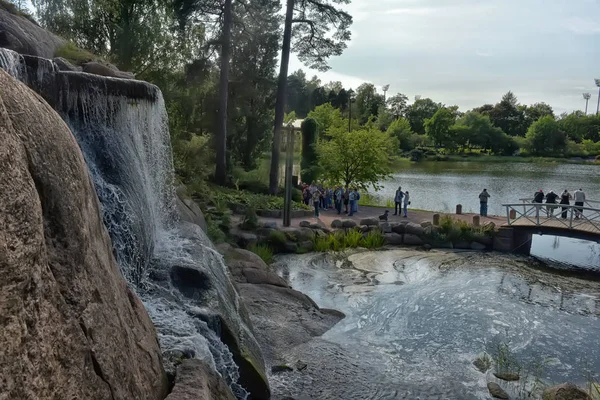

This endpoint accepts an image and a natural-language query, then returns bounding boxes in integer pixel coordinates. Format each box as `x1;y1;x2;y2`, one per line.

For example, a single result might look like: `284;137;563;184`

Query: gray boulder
176;186;207;233
342;219;357;228
542;383;592;400
331;219;343;229
53;57;82;72
420;221;433;228
403;234;424;246
471;241;487;251
360;225;370;233
391;223;406;235
384;233;403;245
380;222;392;233
405;222;424;236
299;220;311;228
165;359;236;400
0;8;65;58
359;217;379;226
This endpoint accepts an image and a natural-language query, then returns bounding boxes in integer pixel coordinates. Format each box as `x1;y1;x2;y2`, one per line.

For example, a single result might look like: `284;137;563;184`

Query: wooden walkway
501;200;600;238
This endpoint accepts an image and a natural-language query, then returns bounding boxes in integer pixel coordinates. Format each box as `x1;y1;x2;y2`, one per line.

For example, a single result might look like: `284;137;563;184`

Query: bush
409;149;425;161
54;41;96;65
237;179;271;194
343;229;363;248
247;243;274;265
267;230;287;246
173;134;213;185
206;218;226;244
361;230;385;249
240;207;259;230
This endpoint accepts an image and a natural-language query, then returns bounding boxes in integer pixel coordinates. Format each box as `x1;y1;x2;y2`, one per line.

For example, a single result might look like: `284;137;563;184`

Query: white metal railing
519;197;600;208
503;201;600;234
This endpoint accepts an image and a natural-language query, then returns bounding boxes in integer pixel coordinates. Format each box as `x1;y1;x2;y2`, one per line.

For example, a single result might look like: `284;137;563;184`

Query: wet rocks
391;223;406;234
404;222;424;236
494;372;520;381
487;382;509;399
384;233;403;245
472;355;491;373
380;222;392;233
331;219;343;228
166;359;236;400
542;383;592;400
295;360;308;371
471;241;487;251
403;234;424;246
342;219;357;228
299;220;311;228
271;365;294;374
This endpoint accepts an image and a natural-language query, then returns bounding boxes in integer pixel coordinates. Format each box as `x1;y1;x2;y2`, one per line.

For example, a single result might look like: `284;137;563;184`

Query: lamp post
348;89;355;132
382;84;390;103
596;79;600;115
583;93;591;115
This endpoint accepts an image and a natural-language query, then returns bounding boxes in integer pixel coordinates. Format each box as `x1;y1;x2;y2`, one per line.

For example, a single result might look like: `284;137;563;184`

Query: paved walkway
256;205;504;229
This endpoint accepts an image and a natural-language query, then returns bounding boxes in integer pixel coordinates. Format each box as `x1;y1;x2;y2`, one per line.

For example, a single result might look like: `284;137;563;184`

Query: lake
367;161;600;217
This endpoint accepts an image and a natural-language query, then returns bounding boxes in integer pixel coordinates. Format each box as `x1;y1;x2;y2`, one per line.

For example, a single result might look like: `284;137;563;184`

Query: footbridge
499;198;600;254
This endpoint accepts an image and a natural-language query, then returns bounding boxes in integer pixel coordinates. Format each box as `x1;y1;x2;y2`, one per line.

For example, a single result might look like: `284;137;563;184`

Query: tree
355;83;384;124
425;107;456;147
376;105;394;132
306;103;346;137
405;98;441;134
525;116;567;155
269;0;352;194
387;93;409;118
488;91;527;137
316;128;395;190
301;118;318;183
214;0;232;184
386;118;414;151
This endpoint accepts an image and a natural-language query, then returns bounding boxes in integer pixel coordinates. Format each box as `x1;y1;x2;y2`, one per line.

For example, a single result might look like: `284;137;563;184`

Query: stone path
257;205;504;230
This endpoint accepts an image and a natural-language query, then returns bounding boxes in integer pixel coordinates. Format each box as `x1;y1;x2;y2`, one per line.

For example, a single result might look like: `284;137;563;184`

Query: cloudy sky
288;0;600;114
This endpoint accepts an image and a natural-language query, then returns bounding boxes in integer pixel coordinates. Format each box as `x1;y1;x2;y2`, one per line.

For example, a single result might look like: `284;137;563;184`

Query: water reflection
530;234;600;271
273;251;600;399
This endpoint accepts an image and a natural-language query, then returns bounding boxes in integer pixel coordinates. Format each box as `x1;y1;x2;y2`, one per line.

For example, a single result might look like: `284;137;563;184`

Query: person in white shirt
573;189;585;219
403;191;410;218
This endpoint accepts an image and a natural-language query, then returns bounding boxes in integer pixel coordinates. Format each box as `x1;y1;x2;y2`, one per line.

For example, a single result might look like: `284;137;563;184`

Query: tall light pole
348;89;355;132
596;79;600;115
583;93;591;115
382;84;390;103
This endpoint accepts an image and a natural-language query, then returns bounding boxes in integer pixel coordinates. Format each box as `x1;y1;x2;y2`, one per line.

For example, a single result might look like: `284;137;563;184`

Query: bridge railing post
536;204;540;225
569;205;574;229
506;206;511;226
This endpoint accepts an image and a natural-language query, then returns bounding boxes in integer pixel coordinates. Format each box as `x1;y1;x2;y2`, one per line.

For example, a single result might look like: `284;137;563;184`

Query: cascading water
1;47;251;399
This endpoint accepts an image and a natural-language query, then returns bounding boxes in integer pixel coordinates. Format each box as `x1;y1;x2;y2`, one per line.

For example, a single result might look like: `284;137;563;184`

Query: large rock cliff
0;68;168;399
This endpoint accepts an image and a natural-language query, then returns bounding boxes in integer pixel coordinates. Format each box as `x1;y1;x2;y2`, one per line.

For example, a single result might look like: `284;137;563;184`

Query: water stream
1;48;250;398
272;250;600;399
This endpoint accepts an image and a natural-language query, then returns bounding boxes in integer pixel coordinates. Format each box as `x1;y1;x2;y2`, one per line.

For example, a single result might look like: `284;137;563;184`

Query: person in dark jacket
533;190;544;203
560;190;572;219
545;190;558;217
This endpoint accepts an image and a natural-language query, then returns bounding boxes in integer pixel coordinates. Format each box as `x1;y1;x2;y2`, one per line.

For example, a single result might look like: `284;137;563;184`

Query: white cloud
565;17;600;35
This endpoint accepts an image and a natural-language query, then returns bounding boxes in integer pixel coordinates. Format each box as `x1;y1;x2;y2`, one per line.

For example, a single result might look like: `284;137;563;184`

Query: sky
287;0;600;115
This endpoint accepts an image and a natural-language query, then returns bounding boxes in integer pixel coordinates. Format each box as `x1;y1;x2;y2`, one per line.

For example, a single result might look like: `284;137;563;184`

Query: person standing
348;189;356;217
560;190;572;219
545;190;558;217
533;189;544;219
313;188;322;218
353;188;360;214
573;188;586;219
478;189;490;217
394;186;404;215
403;190;410;218
344;187;350;214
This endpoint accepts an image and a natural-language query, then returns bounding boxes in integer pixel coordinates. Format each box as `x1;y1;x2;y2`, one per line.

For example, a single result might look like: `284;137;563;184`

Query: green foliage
206;218;227;244
173;134;213;185
317;127;396;190
54;41;95;65
267;230;287;246
387;118;415;152
409;149;425;161
306;103;346;138
525;116;567;156
343;229;363;248
425;107;458;148
360;230;385;249
301;118;319;184
247;243;274;265
241;207;259;230
387;93;409;118
487;91;527;137
0;0;36;22
355;83;385;124
405;98;441;134
206;186;311;212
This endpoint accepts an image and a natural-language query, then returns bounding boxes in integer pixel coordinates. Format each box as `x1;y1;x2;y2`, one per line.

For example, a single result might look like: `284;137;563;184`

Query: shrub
206;218;226;244
240;207;259;230
409;149;424;162
361;230;385;249
311;235;331;252
343;229;363;248
54;41;96;65
267;230;287;246
247;243;274;265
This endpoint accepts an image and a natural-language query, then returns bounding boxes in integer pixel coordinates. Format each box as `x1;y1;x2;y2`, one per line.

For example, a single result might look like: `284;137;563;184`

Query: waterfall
0;48;250;399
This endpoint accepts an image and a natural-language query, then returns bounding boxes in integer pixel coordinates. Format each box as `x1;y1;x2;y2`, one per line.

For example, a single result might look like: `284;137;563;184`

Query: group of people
394;187;411;217
533;188;587;219
302;183;361;218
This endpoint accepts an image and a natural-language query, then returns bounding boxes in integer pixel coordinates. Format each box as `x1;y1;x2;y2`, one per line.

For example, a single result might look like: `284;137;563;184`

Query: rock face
0;69;168;399
166;359;236;400
542;383;592;400
0;7;65;58
176;185;207;232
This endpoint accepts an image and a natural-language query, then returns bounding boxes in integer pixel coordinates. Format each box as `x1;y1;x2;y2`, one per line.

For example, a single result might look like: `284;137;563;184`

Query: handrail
503;201;600;233
518;197;600;206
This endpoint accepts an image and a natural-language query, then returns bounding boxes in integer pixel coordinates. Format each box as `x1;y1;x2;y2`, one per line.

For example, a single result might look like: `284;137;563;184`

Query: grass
426;215;495;244
54;41;96;66
361;230;386;249
247;243;274;265
311;228;386;252
343;229;363;248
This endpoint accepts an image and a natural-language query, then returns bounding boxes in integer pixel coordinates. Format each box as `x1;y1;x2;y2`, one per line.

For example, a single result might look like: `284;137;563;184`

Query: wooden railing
503;201;600;234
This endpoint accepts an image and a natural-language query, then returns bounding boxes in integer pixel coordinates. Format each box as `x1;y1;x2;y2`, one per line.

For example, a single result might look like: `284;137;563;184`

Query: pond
366;161;600;217
271;250;600;400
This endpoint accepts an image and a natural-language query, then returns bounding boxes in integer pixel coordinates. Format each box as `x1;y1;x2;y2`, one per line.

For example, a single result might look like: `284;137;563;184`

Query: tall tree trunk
215;0;232;185
269;0;294;194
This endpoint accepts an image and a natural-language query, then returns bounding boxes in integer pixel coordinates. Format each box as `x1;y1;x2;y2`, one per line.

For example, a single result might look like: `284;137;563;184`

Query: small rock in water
472;355;491;373
494;372;520;381
295;360;308;371
487;382;509;399
271;364;293;374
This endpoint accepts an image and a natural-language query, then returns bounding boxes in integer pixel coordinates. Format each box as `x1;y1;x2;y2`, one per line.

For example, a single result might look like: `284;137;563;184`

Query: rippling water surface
271;250;600;400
